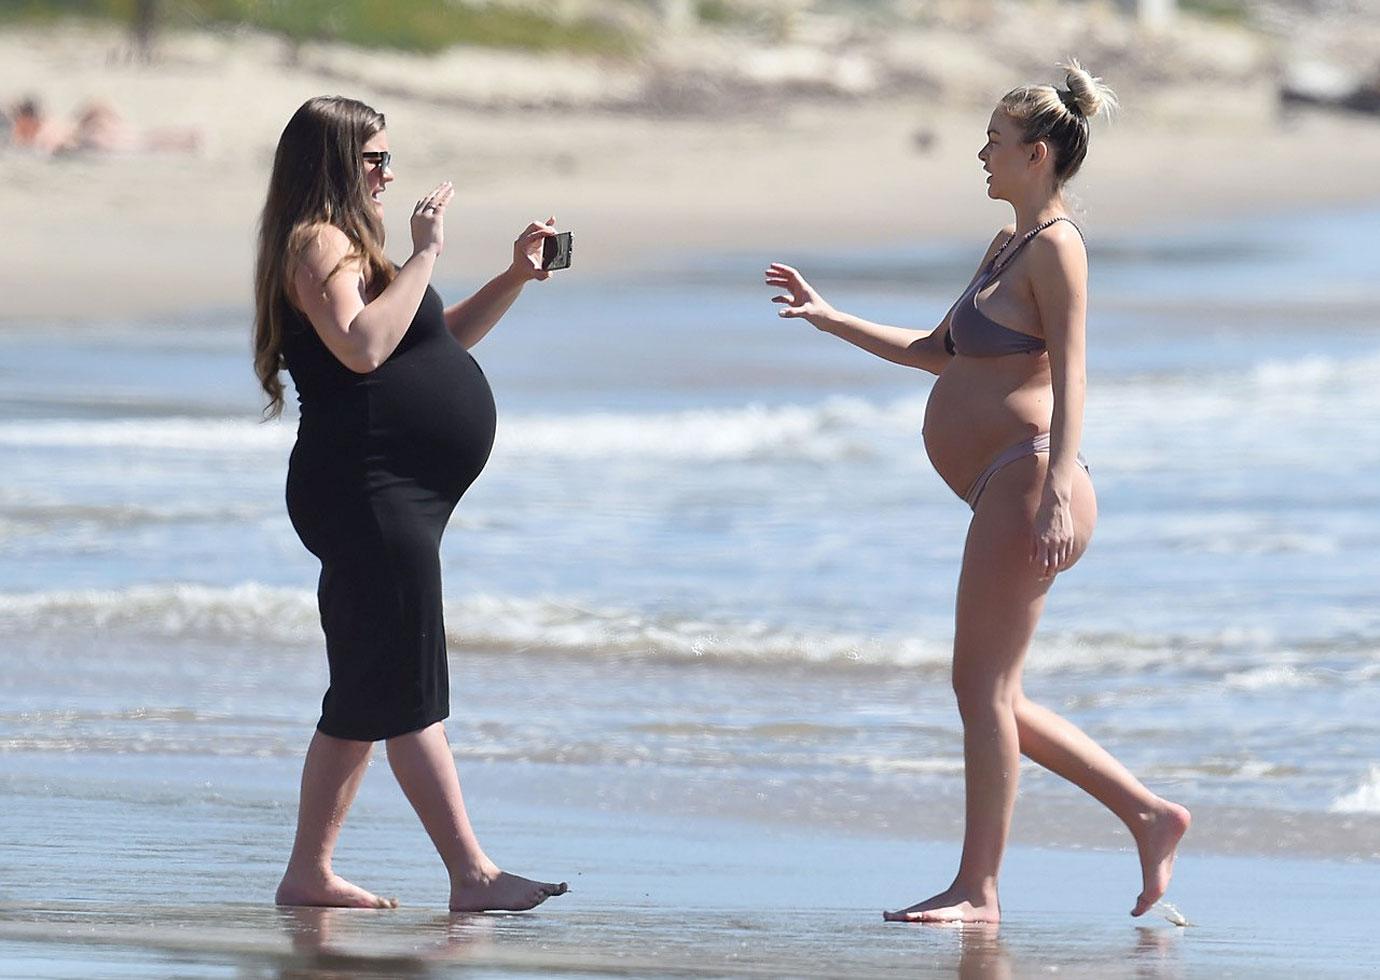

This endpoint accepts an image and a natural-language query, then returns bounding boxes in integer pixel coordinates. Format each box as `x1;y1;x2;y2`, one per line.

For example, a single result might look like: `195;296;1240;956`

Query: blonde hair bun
1060;59;1119;118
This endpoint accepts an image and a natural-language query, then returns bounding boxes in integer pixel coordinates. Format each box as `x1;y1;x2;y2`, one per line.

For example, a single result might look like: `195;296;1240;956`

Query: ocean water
2;206;1379;861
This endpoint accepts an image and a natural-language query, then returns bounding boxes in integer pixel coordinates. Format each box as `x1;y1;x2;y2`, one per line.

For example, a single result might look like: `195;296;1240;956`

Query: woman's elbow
907;337;947;373
339;344;385;374
336;313;388;373
345;326;389;373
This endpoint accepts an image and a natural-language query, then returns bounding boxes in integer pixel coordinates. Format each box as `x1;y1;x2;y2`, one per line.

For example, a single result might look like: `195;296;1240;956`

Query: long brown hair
252;95;394;418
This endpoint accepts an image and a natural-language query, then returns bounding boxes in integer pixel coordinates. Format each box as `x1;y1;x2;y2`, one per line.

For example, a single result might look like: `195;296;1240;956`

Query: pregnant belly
922;357;1053;497
366;341;498;494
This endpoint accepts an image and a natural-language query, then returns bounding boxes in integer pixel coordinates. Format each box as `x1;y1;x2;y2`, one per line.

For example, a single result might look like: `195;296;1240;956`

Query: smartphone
542;230;573;271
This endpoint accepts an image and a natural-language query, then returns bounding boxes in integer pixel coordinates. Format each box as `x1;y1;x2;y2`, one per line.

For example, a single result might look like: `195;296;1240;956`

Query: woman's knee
1011;692;1045;735
951;663;1020;720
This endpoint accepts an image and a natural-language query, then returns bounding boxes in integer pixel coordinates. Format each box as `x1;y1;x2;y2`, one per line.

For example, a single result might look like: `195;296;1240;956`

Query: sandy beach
4;7;1380;978
5;621;1380;977
4;748;1380;979
5;21;1380;321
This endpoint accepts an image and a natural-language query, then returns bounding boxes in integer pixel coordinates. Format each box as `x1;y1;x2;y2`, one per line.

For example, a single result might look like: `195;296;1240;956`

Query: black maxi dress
282;283;496;742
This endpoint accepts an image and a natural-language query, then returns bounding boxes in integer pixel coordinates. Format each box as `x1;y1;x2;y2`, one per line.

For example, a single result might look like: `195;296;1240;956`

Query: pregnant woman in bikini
764;62;1189;923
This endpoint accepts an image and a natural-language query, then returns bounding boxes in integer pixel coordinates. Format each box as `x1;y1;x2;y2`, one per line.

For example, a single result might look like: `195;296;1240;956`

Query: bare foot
883;885;1000;924
1130;801;1191;917
450;869;568;913
275;870;398;909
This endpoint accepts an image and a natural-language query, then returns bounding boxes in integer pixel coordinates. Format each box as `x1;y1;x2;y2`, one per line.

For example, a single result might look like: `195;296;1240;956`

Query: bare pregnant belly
922;355;1055;498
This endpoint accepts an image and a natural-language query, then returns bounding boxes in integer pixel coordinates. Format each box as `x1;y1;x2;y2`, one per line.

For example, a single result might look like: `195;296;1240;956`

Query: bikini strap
988;215;1083;278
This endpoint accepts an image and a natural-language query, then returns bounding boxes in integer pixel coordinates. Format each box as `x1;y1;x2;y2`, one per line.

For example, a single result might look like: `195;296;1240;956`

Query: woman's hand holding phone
509;217;561;281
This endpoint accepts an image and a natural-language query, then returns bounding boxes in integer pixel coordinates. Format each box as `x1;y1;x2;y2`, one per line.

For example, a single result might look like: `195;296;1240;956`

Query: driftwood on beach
1275;55;1380;115
1280;73;1380;116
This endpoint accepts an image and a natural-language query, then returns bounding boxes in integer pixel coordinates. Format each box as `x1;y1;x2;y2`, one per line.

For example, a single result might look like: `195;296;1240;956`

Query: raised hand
764;262;836;328
509;217;559;282
411;181;454;256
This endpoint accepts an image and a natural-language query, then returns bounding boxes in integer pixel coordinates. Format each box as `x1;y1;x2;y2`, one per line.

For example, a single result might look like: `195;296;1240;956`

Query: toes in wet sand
1132;801;1192;917
275;871;399;910
450;870;569;913
883;887;1000;925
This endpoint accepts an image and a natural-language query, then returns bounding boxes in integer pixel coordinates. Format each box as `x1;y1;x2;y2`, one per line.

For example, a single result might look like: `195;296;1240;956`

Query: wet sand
6;18;1380;980
3;752;1379;978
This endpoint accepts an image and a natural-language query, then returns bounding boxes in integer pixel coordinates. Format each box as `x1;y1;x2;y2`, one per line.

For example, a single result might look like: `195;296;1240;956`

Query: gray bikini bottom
963;432;1090;511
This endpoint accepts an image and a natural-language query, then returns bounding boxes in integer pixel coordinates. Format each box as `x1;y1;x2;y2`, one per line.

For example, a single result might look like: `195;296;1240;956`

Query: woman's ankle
949;874;1000;904
447;858;502;887
282;857;333;882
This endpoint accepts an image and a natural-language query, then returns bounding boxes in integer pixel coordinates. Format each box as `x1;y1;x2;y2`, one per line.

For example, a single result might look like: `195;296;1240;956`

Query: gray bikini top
944;216;1083;358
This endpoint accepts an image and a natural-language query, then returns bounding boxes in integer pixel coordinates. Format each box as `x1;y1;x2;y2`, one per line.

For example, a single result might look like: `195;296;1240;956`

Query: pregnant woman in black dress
252;95;566;912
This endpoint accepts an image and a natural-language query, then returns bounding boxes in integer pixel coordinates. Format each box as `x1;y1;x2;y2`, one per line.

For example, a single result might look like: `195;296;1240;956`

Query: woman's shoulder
290;222;355;266
1038;218;1085;247
987;223;1017;252
284;223;370;314
1026;223;1087;294
288;223;370;296
973;224;1017;272
1026;221;1088;275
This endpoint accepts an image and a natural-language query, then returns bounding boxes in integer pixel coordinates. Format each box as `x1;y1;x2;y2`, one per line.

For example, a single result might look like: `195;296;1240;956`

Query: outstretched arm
444;218;558;349
763;229;1014;376
1027;227;1089;578
764;263;951;374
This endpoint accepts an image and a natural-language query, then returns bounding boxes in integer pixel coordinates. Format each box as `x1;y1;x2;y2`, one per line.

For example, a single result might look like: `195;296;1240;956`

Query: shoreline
4;753;1379;978
5;695;1380;866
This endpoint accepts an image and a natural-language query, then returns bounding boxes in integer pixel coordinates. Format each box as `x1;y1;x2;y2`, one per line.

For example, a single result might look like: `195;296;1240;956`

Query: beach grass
1180;0;1251;23
0;0;637;54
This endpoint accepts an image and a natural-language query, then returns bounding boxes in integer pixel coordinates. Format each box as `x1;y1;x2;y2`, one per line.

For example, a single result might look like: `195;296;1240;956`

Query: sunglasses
362;150;391;171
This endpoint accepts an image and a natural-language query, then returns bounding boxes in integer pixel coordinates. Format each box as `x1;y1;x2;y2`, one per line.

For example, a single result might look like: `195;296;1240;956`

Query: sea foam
0;582;1349;679
0;582;947;668
1;351;1376;465
0;398;903;463
1330;766;1380;814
